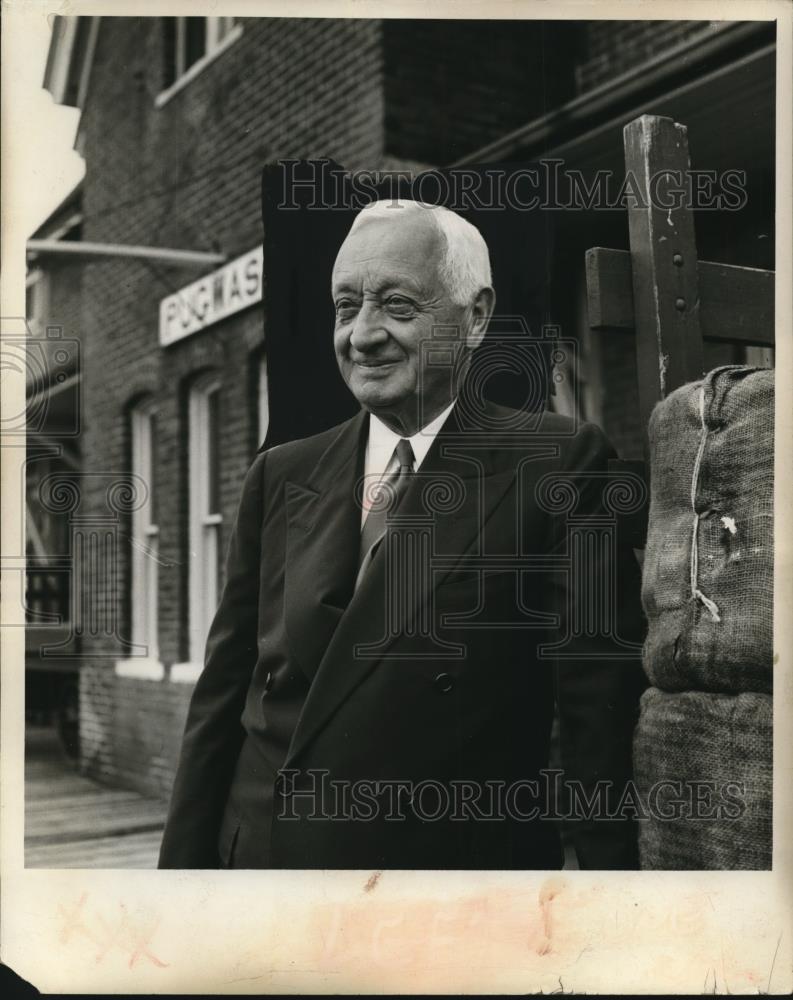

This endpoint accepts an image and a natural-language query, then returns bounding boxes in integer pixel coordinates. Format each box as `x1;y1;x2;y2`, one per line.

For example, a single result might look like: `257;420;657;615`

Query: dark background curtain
261;160;554;448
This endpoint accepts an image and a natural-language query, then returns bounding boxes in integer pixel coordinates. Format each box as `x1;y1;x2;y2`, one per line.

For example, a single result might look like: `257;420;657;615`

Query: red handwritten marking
57;893;168;968
534;877;567;955
58;892;89;943
363;870;383;893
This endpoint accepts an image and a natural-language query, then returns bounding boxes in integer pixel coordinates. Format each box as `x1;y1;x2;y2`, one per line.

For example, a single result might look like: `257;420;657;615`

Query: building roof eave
30;180;84;241
43;16;80;105
43;16;100;110
452;19;775;168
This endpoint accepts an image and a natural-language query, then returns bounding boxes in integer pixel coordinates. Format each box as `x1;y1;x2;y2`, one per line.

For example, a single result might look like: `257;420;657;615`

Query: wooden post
585;113;775;547
623;115;705;434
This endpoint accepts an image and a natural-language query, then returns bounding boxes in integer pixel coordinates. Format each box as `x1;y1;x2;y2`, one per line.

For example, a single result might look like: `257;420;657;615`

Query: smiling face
332;210;488;435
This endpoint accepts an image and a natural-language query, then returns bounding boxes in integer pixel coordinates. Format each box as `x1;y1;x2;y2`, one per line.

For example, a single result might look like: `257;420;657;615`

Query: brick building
25;183;84;752
33;16;775;798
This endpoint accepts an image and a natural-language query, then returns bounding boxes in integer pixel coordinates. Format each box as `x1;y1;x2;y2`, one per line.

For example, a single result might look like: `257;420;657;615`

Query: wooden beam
586;247;775;347
624;115;705;431
26;240;226;268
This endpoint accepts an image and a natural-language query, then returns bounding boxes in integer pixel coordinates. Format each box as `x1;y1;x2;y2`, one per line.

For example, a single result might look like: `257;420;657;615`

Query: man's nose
349;301;388;353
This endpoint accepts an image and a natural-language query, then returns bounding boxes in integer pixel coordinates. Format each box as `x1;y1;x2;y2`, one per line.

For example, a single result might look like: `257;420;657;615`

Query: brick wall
383;20;579;165
45;261;84;340
575;20;721;91
74;16;386;796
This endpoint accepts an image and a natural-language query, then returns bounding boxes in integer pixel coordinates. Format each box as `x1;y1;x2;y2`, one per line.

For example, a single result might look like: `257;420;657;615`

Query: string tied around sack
689;384;722;623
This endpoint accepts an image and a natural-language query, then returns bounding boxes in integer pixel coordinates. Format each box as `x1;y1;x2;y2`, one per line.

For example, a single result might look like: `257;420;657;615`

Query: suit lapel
283;410;367;681
284;401;517;766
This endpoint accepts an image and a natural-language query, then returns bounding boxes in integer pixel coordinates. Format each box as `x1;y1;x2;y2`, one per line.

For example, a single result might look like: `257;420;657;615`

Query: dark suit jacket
159;400;647;870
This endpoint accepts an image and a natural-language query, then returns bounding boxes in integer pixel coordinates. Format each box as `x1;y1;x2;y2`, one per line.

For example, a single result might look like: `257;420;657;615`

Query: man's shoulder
257;413;362;473
484;402;576;435
478;401;609;447
469;402;615;478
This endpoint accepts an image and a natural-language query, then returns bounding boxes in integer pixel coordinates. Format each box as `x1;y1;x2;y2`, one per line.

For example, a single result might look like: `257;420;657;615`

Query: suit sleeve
544;421;648;870
158;450;267;868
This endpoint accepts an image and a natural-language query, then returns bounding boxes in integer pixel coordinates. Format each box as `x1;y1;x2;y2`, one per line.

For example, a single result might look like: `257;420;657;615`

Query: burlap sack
641;366;774;694
633;687;772;870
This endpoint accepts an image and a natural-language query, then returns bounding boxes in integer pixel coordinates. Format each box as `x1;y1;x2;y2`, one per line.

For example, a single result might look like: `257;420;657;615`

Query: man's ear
466;286;496;351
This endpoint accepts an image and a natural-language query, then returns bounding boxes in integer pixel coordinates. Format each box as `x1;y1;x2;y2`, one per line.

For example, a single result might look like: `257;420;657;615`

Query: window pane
149;412;159;526
207;389;220;515
184;17;207;70
162;18;176;88
26;282;36;320
218;17;235;42
25;276;44;332
216;525;223;596
131;402;158;656
258;355;269;446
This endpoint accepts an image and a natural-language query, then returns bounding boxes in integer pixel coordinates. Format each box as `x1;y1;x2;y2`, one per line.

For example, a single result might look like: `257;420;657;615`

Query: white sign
159;245;263;346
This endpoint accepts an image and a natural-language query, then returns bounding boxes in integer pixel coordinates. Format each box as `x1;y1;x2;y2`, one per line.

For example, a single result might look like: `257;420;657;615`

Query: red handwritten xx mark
534;877;567;956
57;893;94;946
119;904;168;969
57;894;168;968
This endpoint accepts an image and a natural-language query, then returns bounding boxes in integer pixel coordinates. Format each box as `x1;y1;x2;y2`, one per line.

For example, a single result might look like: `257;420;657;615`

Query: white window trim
26;269;49;337
188;374;222;665
258;353;269;447
77;17;101;109
170;661;203;684
130;398;160;661
155;21;242;109
115;658;165;681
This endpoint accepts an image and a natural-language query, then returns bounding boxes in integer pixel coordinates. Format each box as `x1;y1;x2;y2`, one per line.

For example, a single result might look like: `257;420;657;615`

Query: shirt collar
366;398;457;476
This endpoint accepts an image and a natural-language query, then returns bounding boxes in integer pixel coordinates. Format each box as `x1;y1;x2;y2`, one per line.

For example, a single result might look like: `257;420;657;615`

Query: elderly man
159;201;646;870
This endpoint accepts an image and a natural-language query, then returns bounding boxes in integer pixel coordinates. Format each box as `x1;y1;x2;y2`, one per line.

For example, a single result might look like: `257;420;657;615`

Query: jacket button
263;671;273;694
433;672;454;694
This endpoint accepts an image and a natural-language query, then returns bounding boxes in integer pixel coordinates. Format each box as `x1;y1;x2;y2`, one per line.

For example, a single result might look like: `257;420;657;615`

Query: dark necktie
356;438;415;586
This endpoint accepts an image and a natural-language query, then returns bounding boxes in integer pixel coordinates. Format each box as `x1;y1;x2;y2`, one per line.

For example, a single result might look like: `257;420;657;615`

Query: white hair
348;199;492;306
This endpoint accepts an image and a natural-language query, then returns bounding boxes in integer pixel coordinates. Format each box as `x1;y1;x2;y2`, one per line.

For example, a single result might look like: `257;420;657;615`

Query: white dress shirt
361;399;457;524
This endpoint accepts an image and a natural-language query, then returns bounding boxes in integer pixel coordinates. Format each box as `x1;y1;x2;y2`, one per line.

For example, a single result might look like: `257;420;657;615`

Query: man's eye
385;296;415;316
335;300;359;321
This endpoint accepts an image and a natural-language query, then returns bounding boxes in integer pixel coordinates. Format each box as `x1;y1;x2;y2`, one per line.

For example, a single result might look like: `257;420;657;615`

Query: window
258;353;269;447
130;399;160;660
160;17;240;101
188;375;222;664
25;270;48;336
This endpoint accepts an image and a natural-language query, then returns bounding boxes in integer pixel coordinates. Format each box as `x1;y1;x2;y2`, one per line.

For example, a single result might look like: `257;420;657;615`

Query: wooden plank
25;802;166;842
623;115;705;431
697;262;774;347
24;780;165;813
25;777;96;797
26;791;146;811
24;728;166;868
587;247;775;346
25;746;167;850
26;830;163;869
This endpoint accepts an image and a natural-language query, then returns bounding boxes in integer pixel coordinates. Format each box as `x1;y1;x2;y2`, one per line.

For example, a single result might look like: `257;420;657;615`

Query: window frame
188;374;223;665
156;16;242;108
257;353;269;448
25;269;49;337
130;397;160;661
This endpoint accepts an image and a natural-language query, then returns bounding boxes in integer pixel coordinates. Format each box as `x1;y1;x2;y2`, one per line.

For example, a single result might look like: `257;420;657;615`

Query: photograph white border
2;0;791;992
